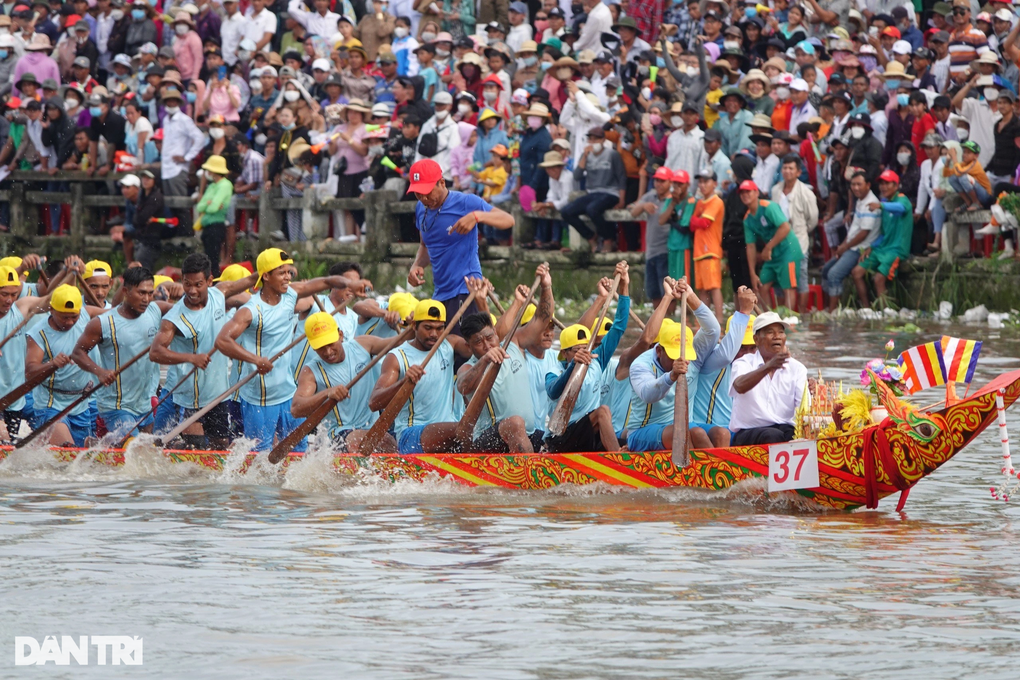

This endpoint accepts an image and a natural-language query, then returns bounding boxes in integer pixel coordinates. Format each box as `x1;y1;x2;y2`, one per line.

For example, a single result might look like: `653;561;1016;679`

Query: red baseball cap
406;159;443;194
879;169;900;183
739;179;758;192
151;128;164;140
881;26;901;39
653;166;673;181
671;169;690;184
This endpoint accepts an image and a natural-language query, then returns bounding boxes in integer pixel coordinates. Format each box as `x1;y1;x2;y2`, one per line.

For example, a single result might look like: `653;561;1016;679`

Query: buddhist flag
941;336;982;384
897;342;947;394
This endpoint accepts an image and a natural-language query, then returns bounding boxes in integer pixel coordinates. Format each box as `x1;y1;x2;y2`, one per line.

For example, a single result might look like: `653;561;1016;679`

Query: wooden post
364;189;398;260
68;183;86;253
511;200;530;253
302;187;329;240
8;182;27;238
258;187;280;250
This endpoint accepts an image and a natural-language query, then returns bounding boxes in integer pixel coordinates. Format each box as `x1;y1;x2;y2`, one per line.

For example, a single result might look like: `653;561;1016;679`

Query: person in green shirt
196;155;234;271
661;169;697;297
851;169;913;308
738;179;802;310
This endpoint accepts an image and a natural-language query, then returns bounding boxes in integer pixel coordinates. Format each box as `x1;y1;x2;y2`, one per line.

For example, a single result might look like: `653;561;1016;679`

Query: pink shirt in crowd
173;31;204;82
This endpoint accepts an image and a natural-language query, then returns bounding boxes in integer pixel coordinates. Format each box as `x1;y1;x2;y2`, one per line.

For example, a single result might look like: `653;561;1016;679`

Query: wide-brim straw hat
745;112;775;130
344;98;372;114
970;51;1001;71
880;61;907;78
538;150;565;167
287;139;313;163
522;102;551;118
173;10;195;26
739;69;771;94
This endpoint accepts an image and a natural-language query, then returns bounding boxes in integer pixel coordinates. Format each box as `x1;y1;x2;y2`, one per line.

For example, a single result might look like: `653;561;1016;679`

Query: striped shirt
238;149;265;188
948;24;989;75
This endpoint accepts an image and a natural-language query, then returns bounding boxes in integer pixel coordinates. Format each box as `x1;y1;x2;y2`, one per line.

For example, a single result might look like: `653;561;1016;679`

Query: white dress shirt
575;2;612;53
288;0;341;39
728;350;807;430
665;125;704;179
547;167;575;210
248;8;278;52
507;23;532;54
752;153;780;196
221;12;251;65
95;11;115;70
160;110;207;180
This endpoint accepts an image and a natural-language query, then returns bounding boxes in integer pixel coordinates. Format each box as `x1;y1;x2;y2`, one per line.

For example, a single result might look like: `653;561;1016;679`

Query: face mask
483;90;498;103
535;19;549;32
656;57;665;68
205;170;218;181
885;79;900;90
421;31;436;42
394;26;408;38
670;115;683;127
0;50;7;59
556;67;572;79
776;87;790;99
238;50;252;62
435;109;449;120
523;55;537;66
984;88;999;102
527;115;543;129
649;113;662;126
185;91;197;103
638;65;649;76
896;151;911;165
723;40;740;51
255;132;268;145
89;106;103;116
282;122;295;130
209;127;224;139
769;74;781;84
896;93;909;107
641;86;652;100
540;61;552;72
119;106;127;116
249;80;262;93
175;24;189;36
956;126;969;140
165;105;180;115
458;103;472;115
132;8;144;19
437;48;450;57
64;97;79;110
111;9;123;20
851;125;865;139
284;90;300;102
367;144;384;157
603;139;613;150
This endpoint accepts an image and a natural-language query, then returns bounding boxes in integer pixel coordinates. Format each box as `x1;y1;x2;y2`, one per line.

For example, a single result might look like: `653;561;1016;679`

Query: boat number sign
768;441;819;492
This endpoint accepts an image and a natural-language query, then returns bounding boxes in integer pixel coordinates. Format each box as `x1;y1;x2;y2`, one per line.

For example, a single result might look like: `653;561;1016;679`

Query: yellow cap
0;265;20;288
656;318;697;361
50;284;82;313
0;256;22;269
489;312;498;326
593;317;613;337
84;260;112;280
153;275;174;288
558;323;591;355
255;248;294;288
726;314;756;346
305;311;340;349
214;264;253;282
412;299;446;323
387;292;417;322
477;108;502;123
520;303;536;326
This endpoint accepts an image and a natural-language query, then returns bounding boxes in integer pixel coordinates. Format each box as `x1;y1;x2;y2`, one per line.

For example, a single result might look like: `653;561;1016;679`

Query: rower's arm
289;275;364;300
354;334;403;355
546;364;574;400
368;353;405;412
214;307;260;365
514;264;554;347
456;358;489;396
690;299;721;360
154;300;175;314
447;334;472;358
700;312;749;374
70;318;109;378
25;336;55;383
629;356;675;404
577;289;610;331
83;304;108;318
149;319;203;367
215;272;259;299
617;282;675;381
352;299;384;324
291;366;333;418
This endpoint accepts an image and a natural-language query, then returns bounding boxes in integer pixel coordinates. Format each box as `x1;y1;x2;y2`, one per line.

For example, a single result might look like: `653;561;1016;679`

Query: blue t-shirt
414;190;492;300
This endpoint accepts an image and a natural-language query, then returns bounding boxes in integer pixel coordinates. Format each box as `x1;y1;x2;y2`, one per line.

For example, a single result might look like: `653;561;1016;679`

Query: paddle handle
267;325;414;463
0;313;32;353
547;274;621;437
487;291;506;316
456;275;542;445
0;362;59;413
358;294;478;455
671;288;690;467
16;345;150;450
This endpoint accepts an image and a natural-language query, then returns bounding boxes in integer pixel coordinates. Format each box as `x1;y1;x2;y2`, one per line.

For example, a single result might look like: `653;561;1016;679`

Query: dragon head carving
867;367;946;443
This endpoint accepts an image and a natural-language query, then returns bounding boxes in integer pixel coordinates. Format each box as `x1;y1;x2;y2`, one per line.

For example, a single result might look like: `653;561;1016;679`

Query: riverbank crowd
0;251;807;455
1;0;1020;315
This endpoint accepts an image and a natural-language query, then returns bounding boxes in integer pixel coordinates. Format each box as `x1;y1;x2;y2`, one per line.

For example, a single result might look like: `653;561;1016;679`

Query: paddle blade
671;380;690;467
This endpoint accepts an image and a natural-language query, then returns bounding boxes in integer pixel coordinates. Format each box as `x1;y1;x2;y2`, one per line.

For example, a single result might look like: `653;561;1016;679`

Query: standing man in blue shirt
405;158;515;334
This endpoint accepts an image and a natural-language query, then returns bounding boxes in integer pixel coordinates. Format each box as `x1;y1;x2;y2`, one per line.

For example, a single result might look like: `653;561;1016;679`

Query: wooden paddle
357;294;477;455
671;288;690;468
455;275;541;447
0;362;60;413
267;325;414;463
487;290;506;316
546;274;621;437
614;292;645;331
75;271;104;309
16;345;150;450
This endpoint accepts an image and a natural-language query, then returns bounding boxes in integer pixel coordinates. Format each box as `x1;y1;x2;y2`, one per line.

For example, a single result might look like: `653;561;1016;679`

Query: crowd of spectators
0;0;1019;308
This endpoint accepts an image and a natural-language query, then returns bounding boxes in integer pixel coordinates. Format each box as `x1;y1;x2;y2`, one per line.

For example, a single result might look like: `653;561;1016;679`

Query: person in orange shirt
690;170;725;322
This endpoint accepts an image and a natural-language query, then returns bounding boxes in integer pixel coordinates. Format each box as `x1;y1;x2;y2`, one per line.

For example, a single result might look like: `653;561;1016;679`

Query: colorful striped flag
941;336;983;384
897;342;948;394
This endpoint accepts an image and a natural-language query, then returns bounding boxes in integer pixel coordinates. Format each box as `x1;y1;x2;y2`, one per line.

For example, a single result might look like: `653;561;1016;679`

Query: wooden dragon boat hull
2;370;1018;511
